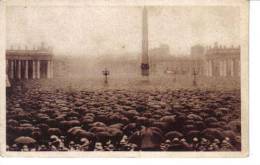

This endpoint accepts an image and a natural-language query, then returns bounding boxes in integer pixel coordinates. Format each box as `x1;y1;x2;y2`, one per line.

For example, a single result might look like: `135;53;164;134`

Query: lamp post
192;67;199;86
102;68;110;84
173;69;177;83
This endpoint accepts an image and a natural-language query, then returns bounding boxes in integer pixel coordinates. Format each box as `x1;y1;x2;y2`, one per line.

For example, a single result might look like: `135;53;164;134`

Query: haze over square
7;6;240;57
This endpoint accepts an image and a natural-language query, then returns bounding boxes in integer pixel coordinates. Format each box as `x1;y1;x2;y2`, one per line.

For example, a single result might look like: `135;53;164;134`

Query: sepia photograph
0;0;248;157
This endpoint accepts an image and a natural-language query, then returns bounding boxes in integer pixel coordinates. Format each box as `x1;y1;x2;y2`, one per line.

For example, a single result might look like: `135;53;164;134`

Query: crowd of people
6;81;241;151
7;135;237;152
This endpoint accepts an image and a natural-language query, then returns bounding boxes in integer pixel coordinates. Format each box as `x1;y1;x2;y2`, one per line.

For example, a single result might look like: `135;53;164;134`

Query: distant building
149;44;171;73
6;43;53;80
204;43;240;77
149;42;240;79
149;44;170;61
190;44;205;59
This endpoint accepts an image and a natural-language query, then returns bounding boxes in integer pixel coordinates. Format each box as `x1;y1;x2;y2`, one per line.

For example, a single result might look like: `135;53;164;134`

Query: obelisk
141;6;149;76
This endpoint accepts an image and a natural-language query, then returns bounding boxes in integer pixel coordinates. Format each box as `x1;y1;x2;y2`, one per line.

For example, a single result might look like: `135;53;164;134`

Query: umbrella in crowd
6;80;241;151
14;136;36;144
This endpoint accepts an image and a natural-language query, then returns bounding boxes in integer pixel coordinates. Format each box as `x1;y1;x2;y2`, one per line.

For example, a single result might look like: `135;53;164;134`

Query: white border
0;0;249;159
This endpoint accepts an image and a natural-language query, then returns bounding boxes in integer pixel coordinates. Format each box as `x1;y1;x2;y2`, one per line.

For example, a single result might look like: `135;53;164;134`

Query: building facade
6;46;53;80
148;43;240;79
190;44;205;59
204;44;240;77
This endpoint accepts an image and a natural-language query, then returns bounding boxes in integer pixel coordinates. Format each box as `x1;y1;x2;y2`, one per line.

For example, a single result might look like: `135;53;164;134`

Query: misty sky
6;6;240;57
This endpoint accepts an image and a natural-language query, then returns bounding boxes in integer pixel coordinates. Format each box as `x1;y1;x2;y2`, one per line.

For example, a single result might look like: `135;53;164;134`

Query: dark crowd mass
6;80;241;152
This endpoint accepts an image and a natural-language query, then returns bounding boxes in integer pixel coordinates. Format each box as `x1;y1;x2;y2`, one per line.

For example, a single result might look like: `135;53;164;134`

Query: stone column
230;59;234;77
32;60;36;79
208;60;211;77
10;60;14;79
206;61;209;77
25;60;29;79
204;61;208;76
221;60;224;77
37;60;40;79
13;60;17;79
50;60;53;78
6;59;8;75
18;60;21;79
219;60;222;77
223;60;227;77
222;60;225;76
47;60;51;78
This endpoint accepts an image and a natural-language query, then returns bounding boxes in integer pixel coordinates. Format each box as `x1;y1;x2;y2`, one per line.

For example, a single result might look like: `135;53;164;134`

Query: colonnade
205;59;240;77
7;59;53;80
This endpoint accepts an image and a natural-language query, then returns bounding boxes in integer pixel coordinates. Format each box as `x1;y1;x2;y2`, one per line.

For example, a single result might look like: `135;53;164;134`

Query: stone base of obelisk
140;76;150;84
140;67;150;83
